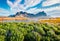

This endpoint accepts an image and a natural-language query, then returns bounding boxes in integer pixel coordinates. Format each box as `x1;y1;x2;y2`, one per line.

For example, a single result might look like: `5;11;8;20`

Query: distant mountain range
9;11;47;18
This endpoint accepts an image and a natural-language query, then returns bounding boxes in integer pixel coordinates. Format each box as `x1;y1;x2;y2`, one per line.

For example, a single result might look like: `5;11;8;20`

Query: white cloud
7;0;41;12
7;0;42;14
7;0;22;9
7;0;23;14
0;8;11;16
24;0;41;8
7;0;13;8
42;0;60;6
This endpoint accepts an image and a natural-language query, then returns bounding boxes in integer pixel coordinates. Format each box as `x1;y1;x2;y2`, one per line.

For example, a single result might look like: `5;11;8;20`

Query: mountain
9;11;47;17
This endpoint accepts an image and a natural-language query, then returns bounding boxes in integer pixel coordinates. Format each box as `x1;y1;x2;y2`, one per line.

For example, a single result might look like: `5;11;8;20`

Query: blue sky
0;0;60;17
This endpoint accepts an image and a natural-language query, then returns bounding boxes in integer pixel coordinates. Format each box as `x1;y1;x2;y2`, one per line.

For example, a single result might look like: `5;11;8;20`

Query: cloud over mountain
0;0;60;17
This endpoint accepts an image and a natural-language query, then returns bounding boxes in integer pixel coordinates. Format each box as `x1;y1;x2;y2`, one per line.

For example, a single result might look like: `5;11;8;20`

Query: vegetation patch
0;22;60;41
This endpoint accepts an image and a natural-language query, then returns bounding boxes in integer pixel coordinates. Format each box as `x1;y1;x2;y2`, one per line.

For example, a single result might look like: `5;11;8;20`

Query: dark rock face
8;15;16;17
36;11;47;16
9;11;47;17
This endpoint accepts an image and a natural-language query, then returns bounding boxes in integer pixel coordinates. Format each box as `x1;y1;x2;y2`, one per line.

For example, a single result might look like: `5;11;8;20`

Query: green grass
0;22;60;41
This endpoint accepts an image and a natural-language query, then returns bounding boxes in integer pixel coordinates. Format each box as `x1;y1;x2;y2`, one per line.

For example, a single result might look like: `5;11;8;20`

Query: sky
0;0;60;17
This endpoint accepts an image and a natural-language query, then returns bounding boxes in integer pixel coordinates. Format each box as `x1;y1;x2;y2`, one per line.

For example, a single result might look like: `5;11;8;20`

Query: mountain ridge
9;11;47;18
